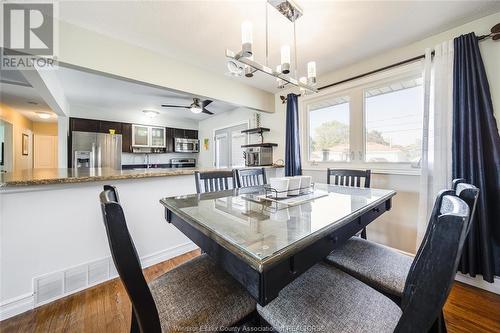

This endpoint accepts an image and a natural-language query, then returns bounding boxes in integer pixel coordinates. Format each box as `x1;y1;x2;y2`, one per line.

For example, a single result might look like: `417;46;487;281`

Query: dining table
160;183;396;306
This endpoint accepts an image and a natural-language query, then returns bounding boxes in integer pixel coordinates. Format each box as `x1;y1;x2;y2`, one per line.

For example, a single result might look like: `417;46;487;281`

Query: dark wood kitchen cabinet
99;121;122;134
185;129;198;139
172;128;198;139
121;123;132;153
165;127;175;152
70;118;99;132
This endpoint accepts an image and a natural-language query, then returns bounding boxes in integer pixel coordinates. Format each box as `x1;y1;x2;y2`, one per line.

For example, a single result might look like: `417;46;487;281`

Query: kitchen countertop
0;165;285;188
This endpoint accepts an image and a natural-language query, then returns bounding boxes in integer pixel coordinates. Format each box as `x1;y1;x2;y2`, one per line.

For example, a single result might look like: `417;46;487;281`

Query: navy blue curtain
285;93;302;176
453;32;500;282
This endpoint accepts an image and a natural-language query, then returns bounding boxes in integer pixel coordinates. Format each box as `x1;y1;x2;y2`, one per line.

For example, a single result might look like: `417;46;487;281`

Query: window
303;63;424;173
364;78;423;163
308;96;350;162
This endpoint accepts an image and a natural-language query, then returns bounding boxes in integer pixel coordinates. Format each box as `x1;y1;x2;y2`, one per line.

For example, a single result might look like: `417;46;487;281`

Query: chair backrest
234;168;267;188
395;194;472;333
99;186;161;333
195;170;235;193
326;169;371;188
453;178;480;234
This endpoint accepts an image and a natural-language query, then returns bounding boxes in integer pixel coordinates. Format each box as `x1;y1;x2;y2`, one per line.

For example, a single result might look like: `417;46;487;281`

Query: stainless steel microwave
174;138;199;153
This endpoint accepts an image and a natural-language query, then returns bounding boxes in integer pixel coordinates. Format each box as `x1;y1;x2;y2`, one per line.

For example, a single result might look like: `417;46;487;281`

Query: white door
214;123;248;168
34;135;58;168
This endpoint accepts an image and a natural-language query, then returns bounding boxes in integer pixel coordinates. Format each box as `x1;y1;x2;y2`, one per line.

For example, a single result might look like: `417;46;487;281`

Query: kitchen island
0;166;283;319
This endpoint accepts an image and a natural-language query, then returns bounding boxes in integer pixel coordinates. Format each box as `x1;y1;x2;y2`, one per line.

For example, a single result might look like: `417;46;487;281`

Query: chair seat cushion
325;237;413;297
257;263;402;333
149;254;256;332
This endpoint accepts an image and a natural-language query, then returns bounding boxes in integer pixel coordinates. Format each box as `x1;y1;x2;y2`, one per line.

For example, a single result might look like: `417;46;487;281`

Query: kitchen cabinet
185;129;198;139
122;123;132;153
99;121;122;134
132;124;150;147
172;128;198;139
70;118;99;132
165;127;175;152
150;127;166;148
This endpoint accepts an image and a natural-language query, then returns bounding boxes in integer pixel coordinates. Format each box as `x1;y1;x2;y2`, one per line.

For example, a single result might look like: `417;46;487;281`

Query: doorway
0;120;13;173
214;123;248;168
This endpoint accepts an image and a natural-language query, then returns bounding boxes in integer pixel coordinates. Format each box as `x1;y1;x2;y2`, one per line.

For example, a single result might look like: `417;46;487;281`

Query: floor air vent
34;257;114;306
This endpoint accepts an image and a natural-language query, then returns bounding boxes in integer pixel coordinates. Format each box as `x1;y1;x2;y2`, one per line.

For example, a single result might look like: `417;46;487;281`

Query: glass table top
160;184;395;271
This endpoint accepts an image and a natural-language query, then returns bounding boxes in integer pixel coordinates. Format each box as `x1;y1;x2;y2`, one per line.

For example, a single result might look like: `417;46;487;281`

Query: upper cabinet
70;118;99;132
170;127;198;139
132;124;150;147
132;125;166;148
121;123;132;153
99;121;122;134
150;127;166;148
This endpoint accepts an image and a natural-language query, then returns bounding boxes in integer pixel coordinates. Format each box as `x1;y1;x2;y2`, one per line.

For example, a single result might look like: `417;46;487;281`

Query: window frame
300;61;424;175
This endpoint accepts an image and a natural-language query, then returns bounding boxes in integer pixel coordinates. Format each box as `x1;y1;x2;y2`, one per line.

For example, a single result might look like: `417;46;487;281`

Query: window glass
364;78;423;163
309;96;350;162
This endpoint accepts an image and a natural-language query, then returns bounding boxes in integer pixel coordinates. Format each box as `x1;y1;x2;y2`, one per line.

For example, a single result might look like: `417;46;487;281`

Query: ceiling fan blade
493;34;500;41
202;109;214;115
202;100;213;108
491;23;500;34
161;104;189;108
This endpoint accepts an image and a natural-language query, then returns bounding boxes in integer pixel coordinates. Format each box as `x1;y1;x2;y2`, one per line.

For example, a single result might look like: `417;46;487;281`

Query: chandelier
225;0;318;93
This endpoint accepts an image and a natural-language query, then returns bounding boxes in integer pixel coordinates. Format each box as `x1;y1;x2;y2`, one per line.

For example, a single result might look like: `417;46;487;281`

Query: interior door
214;123;248;168
34;135;58;168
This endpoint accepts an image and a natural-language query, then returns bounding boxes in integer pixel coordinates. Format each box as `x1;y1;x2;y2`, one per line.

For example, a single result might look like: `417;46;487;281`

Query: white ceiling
0;82;57;122
55;65;238;121
58;1;500;93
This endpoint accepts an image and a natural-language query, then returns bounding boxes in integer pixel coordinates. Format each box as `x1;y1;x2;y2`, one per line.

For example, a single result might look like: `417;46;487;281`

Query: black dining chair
99;185;256;333
234;168;267;188
257;190;472;333
194;170;236;193
327;168;371;238
324;180;479;301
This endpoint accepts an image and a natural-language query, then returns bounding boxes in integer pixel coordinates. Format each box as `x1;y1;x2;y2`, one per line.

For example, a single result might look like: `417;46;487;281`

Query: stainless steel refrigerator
72;131;122;169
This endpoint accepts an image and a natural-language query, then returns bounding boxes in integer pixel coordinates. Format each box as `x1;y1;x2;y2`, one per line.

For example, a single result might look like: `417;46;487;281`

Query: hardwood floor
1;249;499;333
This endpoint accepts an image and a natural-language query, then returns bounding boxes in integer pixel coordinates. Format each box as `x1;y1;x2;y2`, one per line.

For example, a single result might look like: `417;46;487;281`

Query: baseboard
0;294;34;321
0;242;199;321
455;273;500;295
141;242;199;269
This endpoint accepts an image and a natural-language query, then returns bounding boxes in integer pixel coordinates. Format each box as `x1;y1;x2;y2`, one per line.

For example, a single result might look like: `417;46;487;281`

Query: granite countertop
0;165;284;188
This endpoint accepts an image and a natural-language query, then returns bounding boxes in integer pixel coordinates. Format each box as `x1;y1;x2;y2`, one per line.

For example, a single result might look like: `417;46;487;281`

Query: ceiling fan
161;98;214;115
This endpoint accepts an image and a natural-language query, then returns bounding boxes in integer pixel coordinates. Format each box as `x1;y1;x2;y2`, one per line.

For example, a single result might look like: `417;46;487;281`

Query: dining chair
257;191;471;333
327;168;371;238
234;168;267;188
324;180;479;301
99;185;256;333
194;170;235;193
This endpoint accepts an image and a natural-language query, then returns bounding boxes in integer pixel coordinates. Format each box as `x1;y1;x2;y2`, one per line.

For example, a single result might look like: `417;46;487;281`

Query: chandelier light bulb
307;61;317;85
280;45;291;74
241;21;253;57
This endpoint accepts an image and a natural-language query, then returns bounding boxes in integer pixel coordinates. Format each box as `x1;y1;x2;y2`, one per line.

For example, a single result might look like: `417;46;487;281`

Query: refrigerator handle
91;143;96;168
97;143;102;168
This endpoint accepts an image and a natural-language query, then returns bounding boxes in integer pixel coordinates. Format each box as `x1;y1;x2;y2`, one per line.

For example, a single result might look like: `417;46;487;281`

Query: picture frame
22;133;29;156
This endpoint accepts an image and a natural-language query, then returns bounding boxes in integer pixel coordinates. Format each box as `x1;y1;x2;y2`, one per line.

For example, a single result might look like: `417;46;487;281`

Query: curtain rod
280;25;498;103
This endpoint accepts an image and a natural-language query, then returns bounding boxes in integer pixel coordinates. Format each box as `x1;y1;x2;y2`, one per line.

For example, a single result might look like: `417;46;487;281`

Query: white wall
0;176;197;315
198;107;285;168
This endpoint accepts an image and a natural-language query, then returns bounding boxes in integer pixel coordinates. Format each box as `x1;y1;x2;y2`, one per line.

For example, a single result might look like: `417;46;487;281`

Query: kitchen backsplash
122;152;198;165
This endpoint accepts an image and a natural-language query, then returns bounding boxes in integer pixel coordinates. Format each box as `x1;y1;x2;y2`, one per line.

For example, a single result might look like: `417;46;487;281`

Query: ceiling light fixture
190;106;203;114
143;110;159;118
36;112;51;119
225;0;318;93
